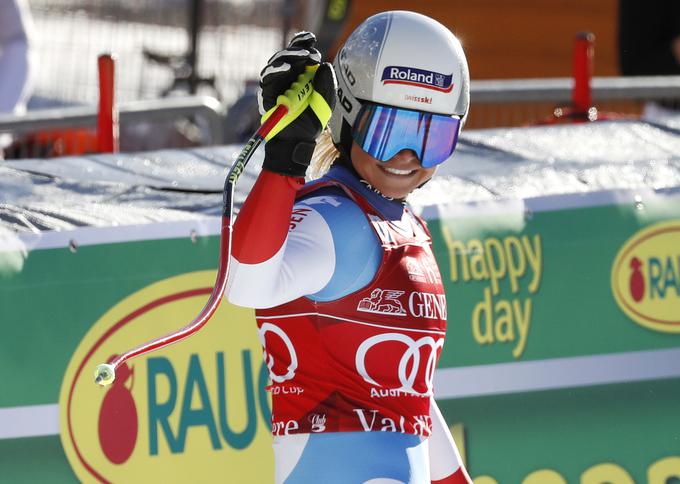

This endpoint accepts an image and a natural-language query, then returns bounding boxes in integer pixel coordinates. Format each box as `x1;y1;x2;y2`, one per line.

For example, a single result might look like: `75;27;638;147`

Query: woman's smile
351;143;437;199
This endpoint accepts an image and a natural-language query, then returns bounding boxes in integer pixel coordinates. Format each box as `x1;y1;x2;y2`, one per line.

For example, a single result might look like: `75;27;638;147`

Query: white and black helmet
329;10;470;154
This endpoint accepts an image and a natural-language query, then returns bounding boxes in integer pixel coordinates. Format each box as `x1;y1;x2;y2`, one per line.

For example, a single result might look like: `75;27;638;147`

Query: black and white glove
258;31;336;177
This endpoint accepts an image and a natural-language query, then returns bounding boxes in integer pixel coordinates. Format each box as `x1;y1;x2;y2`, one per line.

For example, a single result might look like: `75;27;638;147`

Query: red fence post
572;32;594;115
97;54;119;153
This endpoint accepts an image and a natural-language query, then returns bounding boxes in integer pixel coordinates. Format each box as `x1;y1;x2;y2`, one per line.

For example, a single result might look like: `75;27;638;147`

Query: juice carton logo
611;220;680;332
59;271;274;483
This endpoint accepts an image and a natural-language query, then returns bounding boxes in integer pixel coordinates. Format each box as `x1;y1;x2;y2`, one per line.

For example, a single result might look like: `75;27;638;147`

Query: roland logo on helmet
381;66;453;93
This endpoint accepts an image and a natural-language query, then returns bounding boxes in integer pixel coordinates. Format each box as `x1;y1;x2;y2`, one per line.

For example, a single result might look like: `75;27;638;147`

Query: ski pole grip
261;65;319;141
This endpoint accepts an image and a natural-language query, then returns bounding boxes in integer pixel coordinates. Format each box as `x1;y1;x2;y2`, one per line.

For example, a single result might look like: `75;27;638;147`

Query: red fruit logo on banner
59;271;274;483
629;257;645;302
98;359;138;464
611;220;680;332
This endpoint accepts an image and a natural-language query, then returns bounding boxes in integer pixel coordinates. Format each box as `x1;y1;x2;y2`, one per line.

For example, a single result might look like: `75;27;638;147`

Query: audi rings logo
355;333;444;396
258;323;298;383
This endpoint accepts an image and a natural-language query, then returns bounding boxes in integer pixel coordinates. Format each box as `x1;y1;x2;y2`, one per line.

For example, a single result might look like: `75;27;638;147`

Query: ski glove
258;31;337;177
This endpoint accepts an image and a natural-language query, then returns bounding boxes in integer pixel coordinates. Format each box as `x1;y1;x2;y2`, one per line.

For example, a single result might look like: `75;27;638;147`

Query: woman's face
351;142;437;199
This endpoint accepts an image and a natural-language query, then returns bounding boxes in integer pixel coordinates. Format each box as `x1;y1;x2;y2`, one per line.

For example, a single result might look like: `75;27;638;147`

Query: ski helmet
329;11;470;162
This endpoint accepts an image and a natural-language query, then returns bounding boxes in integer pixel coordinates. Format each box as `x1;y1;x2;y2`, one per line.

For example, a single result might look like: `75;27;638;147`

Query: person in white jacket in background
0;0;35;155
0;0;34;115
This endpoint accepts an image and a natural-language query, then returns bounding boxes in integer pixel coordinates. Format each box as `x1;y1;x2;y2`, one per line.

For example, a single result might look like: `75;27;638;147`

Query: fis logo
381;66;453;93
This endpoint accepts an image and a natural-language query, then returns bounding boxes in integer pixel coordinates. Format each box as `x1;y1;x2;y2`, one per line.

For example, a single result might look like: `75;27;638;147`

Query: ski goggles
352;103;462;168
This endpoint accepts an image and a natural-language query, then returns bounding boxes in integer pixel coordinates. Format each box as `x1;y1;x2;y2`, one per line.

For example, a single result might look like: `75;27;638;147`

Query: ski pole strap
261;65;332;141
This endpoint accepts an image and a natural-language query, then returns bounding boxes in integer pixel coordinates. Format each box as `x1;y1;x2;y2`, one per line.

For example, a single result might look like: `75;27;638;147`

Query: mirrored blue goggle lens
352;103;461;168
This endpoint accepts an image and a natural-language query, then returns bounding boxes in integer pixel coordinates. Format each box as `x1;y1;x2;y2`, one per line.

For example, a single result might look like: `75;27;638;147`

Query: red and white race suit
255;180;447;437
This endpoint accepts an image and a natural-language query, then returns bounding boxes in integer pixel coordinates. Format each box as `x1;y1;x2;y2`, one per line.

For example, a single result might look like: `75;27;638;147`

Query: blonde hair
308;129;340;180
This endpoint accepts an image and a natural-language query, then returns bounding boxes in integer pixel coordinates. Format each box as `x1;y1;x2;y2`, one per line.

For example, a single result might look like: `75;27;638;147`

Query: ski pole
94;66;319;386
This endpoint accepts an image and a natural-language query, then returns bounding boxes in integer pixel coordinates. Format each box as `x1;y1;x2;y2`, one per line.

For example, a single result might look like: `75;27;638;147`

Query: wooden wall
332;0;621;79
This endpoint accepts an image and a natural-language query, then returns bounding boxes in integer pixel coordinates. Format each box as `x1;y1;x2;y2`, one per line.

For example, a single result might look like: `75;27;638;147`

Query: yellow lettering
474;478;499;484
523;469;567;484
513;298;532;358
472;287;494;344
442;226;470;282
469;239;488;280
449;423;467;466
504;236;526;293
494;298;514;342
523;234;542;293
484;238;506;295
648;456;680;484
581;462;634;484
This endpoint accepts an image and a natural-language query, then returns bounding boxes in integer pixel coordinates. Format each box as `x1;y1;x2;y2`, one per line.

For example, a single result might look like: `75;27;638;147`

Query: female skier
227;10;473;484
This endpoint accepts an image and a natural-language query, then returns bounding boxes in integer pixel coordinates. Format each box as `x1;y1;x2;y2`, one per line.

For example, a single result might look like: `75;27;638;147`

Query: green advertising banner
1;188;679;483
429;188;680;483
432;190;680;366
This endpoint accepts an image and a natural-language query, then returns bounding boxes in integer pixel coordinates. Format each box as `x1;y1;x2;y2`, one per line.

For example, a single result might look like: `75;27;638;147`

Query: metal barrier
1;75;678;158
467;75;680;129
468;33;678;128
472;75;680;103
0;96;225;158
